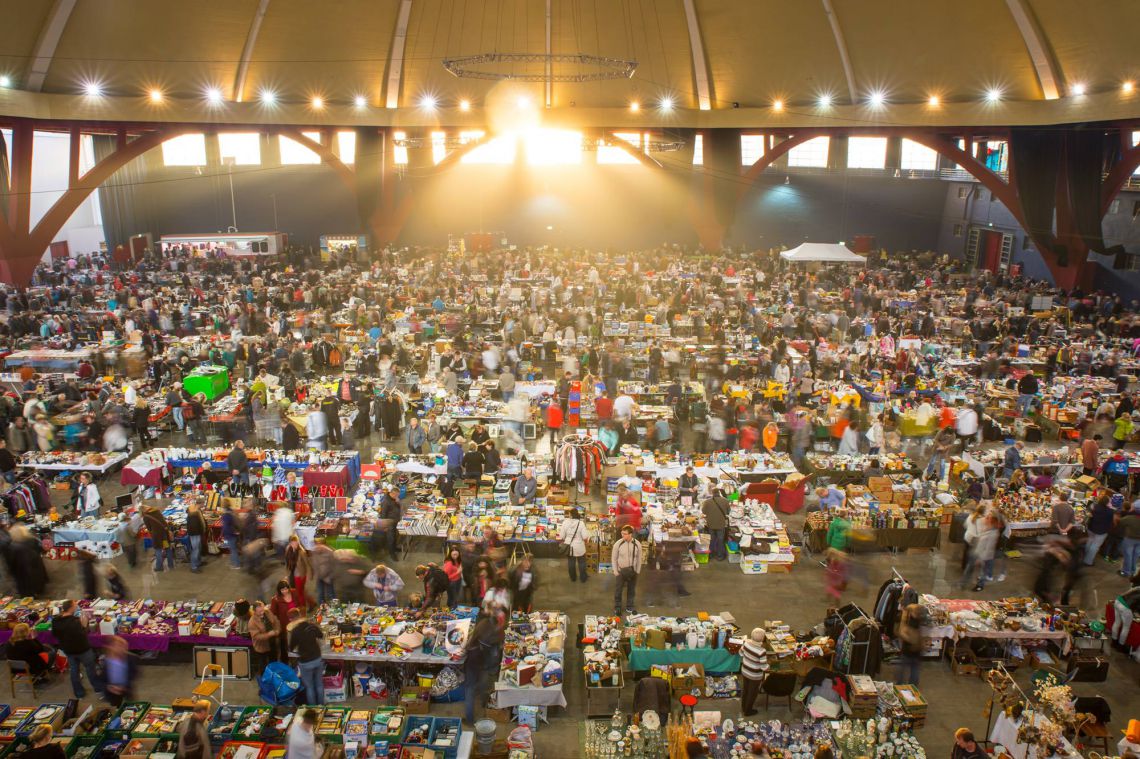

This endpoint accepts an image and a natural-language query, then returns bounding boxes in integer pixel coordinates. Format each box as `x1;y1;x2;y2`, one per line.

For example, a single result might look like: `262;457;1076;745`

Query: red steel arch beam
902;132;1027;227
738;132;824;194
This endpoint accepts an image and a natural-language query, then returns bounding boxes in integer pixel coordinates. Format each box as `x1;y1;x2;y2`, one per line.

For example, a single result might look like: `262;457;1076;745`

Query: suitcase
1067;654;1109;682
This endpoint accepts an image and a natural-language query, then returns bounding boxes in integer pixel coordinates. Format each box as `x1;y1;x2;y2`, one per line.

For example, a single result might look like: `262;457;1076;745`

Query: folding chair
192;663;230;707
7;660;36;699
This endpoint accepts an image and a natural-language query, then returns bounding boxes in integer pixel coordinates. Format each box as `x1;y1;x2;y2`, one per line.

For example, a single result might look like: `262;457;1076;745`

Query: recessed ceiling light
868;90;886;108
927;94;940;107
0;75;11;88
658;96;674;111
516;95;530;109
310;95;324;109
629;101;640;112
459;99;471;112
205;87;224;105
772;99;784;111
420;94;438;110
985;88;1003;103
353;95;367;108
260;89;276;105
818;93;832;108
83;80;104;97
1070;82;1086;96
148;88;163;103
1123;81;1135;94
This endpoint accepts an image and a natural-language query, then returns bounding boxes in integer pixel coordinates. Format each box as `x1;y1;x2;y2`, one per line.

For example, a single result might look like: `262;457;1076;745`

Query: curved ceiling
0;0;1137;124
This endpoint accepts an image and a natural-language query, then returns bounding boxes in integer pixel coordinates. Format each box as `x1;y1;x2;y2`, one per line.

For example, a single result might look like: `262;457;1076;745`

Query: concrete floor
23;424;1140;757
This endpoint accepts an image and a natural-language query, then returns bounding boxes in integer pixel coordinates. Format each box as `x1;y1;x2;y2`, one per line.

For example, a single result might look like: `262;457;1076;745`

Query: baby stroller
258;662;301;706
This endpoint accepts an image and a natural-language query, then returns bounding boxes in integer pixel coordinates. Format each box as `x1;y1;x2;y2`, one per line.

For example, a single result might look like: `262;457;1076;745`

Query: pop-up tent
779;242;866;264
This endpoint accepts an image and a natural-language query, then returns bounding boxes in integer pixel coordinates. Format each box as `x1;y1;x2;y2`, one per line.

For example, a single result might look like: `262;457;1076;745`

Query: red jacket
546;404;564;429
594;396;614;420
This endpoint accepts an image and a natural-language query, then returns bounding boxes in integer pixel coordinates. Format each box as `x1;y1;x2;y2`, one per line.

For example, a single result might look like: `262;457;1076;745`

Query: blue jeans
171;406;185;430
1084;532;1108;566
154;545;174;572
1018;393;1035;416
189;535;202;570
225;535;240;567
68;648;104;698
708;528;727;560
297;658;325;705
1122;537;1140;577
317;580;335;605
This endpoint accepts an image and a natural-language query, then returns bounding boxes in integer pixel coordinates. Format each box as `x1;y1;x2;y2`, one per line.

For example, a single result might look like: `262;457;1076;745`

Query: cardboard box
867;476;892;491
399;687;431;715
120;738;159;759
669;663;706;695
871;490;893;505
893;489;913;508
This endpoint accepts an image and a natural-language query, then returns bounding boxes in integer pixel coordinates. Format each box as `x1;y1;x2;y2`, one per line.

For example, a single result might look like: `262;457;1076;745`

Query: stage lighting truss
442;53;637;82
392;134;685;153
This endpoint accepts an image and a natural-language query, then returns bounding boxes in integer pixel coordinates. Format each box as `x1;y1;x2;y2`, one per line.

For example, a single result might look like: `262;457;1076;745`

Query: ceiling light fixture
420;94;438;110
260;89;276;105
1070;82;1086;96
927;94;940;107
817;93;832;108
985;88;1003;103
354;95;367;108
516;95;530;109
83;80;104;97
629;101;640;112
772;99;784;111
148;88;163;103
205;87;224;105
1123;81;1135;94
868;90;886;108
310;95;324;109
658;96;675;111
459;99;471;111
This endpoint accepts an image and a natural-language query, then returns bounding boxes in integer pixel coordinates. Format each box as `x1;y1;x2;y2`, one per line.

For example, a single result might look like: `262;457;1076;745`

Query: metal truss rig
393;134;685;153
442;53;637;81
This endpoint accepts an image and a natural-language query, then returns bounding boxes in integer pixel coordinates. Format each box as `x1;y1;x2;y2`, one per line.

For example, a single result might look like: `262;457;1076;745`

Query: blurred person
463;612;506;724
701;487;730;561
288;608;325;706
894;603;926;685
287;708;320;759
364;563;404;607
284;535;311;610
247;599;281;677
185;502;207;573
308;540;337;606
1033;537;1072;604
509;554;537;612
1084;494;1115;565
176;701;212;759
103;635;138;707
559;507;588;583
611;525;643;616
51;599;104;699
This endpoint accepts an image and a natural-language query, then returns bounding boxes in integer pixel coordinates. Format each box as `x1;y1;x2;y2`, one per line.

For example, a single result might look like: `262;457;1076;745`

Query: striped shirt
741;640;770;679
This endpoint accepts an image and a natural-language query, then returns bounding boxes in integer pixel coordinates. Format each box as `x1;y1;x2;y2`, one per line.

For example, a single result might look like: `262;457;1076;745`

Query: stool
678;693;698;720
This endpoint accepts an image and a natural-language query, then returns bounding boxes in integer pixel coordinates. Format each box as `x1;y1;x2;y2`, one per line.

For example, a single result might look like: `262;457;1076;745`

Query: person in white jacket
559;507;588;583
271;505;294;560
962;509;999;592
306;409;328;450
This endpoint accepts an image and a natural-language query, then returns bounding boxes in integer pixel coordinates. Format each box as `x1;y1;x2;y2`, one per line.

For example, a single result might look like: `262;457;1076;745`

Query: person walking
286;708;320;759
379;486;402;561
51;599;105;699
443;547;464;607
185;503;207;574
463;613;505;725
509;554;538;612
288;609;325;706
142;504;175;573
284;536;311;610
176;701;212;759
701;488;730;561
247;600;281;677
894;603;925;685
308;540;337;606
559;507;588;583
103;635;138;707
739;628;770;717
611;526;643;616
1084;494;1115;565
268;581;297;662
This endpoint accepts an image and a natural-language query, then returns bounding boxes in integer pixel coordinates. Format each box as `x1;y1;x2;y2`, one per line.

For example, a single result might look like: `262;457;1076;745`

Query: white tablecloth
492;681;567;708
989;712;1080;759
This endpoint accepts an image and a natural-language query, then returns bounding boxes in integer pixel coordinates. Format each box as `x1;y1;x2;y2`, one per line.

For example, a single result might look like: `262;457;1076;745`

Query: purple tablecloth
0;629;250;653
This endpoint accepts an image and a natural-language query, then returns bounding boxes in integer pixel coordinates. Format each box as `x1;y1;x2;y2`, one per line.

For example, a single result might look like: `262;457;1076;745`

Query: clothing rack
832;602;881;676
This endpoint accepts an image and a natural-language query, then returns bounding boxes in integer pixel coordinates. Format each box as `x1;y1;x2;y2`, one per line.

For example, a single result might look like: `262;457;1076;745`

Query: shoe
995;574;1006;582
678;590;692;597
983;576;994;582
190;568;201;574
626;608;637;615
1121;571;1131;577
972;584;984;592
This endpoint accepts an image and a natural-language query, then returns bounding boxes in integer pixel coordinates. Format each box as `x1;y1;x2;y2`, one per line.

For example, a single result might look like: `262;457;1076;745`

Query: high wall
937;181;1140;297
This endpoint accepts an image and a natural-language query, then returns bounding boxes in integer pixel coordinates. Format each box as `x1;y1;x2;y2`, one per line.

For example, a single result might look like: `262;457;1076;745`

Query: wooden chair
7;660;36;699
1077;721;1110;755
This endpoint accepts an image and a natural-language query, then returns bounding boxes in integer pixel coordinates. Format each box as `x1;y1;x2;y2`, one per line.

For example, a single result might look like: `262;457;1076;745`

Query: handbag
559;521;581;556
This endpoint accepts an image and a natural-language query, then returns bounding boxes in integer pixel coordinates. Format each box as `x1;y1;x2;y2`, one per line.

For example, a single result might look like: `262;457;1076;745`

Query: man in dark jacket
227;440;249;485
378;487;402;562
52;599;105;699
701;489;730;561
288;608;326;706
142;505;174;572
416;563;450;608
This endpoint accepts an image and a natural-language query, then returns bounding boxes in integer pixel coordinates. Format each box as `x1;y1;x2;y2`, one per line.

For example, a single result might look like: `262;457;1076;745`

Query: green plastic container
183;365;230;401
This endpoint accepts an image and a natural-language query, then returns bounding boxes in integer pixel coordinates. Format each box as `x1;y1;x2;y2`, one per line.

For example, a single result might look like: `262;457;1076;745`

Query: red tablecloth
303;464;350;494
0;629;250;653
120;464;167;488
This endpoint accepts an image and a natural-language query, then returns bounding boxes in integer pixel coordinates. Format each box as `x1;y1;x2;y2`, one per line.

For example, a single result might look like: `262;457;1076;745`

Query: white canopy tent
779;242;866;264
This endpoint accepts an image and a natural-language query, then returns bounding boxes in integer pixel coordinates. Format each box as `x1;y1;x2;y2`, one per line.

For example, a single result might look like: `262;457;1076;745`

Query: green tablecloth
328;535;370;556
183;365;230;401
627;646;741;674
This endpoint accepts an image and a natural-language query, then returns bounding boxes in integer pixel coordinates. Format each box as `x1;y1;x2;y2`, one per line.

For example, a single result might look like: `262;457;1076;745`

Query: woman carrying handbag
559;507;588;583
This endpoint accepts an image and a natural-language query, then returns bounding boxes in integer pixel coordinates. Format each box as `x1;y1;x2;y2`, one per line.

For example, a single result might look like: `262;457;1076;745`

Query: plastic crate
370;708;406;742
428;718;462;759
400;716;435;748
64;734;103;759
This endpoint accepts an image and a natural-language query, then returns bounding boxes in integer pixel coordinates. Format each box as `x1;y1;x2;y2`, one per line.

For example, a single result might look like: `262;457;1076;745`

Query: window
393;131;408;165
984;140;1008;172
787;136;829;168
279;132;321;165
161;133;207;166
598;132;641;164
900;139;938;171
461;135;516;164
217;133;261;165
1123;254;1140;272
459;130;485;144
1022;236;1032;250
846;137;887;169
953;224;963;238
740;135;765;166
431;131;447;165
336;131;355;164
957;186;969;199
524;130;583;165
692;133;704;165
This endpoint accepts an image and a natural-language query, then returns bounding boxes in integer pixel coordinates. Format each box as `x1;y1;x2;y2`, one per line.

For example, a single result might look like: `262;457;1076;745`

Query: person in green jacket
1112;413;1135;450
826;512;851;551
